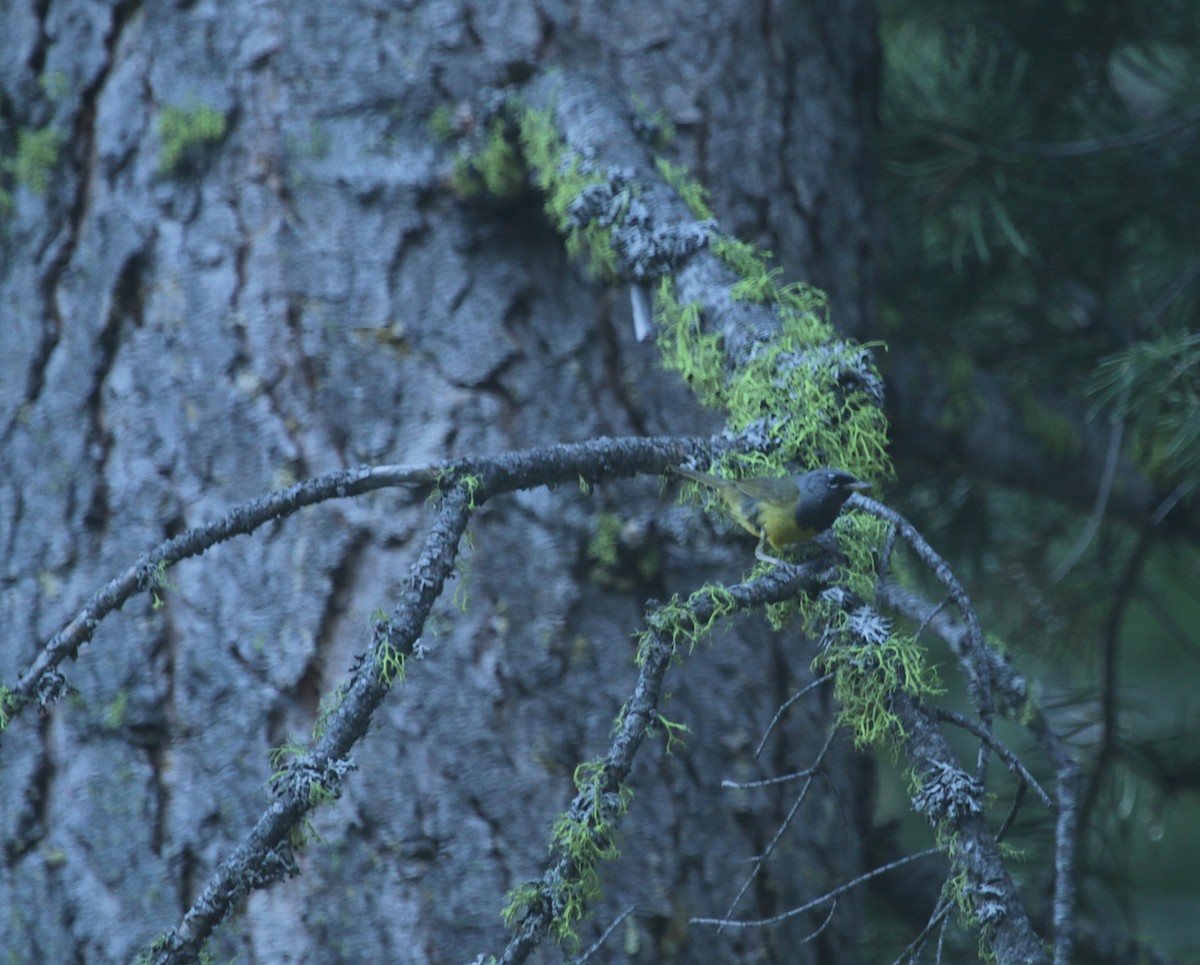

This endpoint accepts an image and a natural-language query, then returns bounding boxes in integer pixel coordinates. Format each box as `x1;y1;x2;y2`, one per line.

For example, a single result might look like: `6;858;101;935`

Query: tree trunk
0;2;879;961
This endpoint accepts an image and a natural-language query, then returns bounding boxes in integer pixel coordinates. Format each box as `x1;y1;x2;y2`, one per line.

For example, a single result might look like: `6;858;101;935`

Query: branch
891;692;1050;965
690;846;942;930
147;481;475;963
2;435;704;736
113;435;702;962
850;494;1001;723
494;562;827;964
876;579;1081;965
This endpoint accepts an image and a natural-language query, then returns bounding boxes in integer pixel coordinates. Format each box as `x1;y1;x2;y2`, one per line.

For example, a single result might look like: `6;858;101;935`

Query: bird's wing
732;476;798;506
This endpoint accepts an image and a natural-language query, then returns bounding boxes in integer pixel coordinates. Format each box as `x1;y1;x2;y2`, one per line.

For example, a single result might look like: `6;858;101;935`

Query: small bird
678;466;872;564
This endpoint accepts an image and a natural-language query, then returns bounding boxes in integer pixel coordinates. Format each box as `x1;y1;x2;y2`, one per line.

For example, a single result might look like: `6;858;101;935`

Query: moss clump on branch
654;277;726;407
819;626;942;749
502;760;633;946
636;582;738;663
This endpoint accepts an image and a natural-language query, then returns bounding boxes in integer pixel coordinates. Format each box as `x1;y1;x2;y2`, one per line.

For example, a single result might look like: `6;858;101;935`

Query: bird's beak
846;480;872;491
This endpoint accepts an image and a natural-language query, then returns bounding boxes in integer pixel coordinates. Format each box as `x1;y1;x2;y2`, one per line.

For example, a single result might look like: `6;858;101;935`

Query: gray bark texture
0;1;880;962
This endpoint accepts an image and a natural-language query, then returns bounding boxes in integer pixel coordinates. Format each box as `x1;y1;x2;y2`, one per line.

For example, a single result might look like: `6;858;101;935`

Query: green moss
659;206;890;485
0;120;61;211
724;337;891;476
312;682;350;741
637;582;738;663
834;513;891;603
502;760;633;947
38;71;70;103
631;92;675;150
651;713;692;754
13;126;61;194
376;642;406;687
501;881;544;929
428;103;459;141
147;559;176;610
816;629;942;749
520;108;625;278
268;738;305;772
710;235;775;286
157;102;228;174
447;101;646;282
104;690;128;731
450;116;526;198
0;687;22;731
655;156;713;220
655;276;727;407
588;513;624;568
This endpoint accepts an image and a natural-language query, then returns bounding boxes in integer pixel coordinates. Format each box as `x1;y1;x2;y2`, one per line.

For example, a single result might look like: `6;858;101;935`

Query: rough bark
0;1;879;962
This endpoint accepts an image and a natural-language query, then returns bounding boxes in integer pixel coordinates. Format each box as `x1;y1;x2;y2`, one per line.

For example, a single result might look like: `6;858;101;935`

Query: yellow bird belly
752;500;813;547
724;493;811;548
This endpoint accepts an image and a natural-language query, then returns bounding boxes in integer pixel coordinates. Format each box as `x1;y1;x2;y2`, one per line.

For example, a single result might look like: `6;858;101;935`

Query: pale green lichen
587;513;625;568
655;276;726;407
656;156;714;220
451;117;525;198
0;687;19;731
501;760;633;947
817;628;942;749
376;641;406;687
636;583;738;663
519;108;625;279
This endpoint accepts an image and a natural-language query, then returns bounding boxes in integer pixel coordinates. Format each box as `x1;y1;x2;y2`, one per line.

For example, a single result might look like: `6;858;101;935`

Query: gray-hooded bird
679;466;871;563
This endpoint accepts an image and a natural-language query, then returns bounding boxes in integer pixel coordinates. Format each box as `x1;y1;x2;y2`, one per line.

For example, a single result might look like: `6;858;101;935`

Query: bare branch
691;847;941;930
716;727;839;928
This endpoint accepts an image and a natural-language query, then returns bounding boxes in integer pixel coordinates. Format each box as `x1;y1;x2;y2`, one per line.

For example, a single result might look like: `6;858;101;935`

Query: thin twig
717;728;838;930
692;847;941;929
1052;419;1123;583
754;674;833;758
933;707;1054;809
570;905;636;965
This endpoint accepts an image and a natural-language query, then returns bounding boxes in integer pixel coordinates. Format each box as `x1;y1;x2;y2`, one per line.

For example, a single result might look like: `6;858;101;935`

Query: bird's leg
754;531;787;567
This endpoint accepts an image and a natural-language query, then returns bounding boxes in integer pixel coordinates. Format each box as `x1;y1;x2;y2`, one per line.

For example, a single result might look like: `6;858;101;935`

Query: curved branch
891;692;1049;965
33;434;699;960
2;435;704;735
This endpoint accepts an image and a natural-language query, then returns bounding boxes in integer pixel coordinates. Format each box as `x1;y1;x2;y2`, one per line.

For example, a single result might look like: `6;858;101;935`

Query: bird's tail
675;466;724;487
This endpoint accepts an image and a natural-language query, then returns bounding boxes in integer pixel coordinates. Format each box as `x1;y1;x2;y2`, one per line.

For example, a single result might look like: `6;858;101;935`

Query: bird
677;466;872;564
